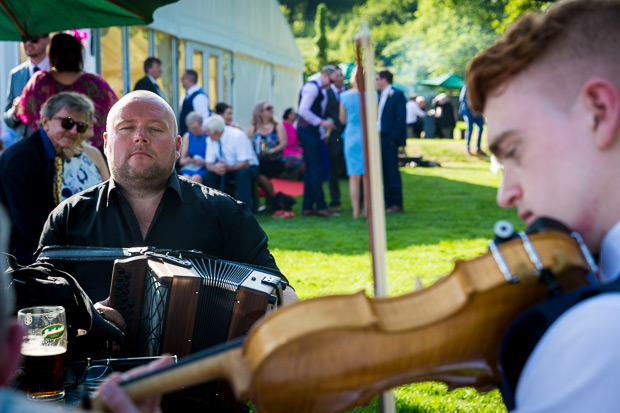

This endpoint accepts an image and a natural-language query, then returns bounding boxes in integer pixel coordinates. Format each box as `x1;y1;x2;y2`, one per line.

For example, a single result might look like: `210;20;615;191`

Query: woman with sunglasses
17;33;117;151
247;101;287;203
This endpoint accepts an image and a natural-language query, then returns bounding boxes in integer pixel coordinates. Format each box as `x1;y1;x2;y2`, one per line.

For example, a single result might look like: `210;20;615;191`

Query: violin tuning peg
493;220;516;244
414;276;424;291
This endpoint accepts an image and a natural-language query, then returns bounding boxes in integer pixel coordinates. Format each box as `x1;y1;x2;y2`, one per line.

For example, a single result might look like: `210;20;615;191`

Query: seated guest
247;101;287;199
17;32;117;150
214;101;240;128
178;111;208;183
281;107;305;180
204;114;260;209
0;92;98;265
39;92;296;308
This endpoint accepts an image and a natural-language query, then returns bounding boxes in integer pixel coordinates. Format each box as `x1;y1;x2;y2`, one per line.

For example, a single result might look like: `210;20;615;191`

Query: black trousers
327;134;345;207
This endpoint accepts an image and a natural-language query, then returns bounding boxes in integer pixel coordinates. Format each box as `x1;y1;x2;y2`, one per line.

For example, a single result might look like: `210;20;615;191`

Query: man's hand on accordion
95;297;126;351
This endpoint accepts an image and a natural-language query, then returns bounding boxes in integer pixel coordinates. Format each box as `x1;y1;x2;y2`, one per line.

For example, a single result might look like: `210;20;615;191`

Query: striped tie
52;156;63;205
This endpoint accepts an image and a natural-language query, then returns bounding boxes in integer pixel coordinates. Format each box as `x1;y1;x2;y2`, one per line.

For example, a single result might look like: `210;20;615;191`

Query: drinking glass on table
17;306;68;401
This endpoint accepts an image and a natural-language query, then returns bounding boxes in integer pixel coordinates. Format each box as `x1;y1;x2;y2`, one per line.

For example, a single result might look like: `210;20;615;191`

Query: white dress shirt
182;83;210;121
298;78;327;127
513;220;620;412
406;100;425;124
205;126;259;167
29;56;50;77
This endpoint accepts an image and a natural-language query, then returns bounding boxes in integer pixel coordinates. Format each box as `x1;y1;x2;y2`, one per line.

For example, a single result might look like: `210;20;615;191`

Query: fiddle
92;224;596;412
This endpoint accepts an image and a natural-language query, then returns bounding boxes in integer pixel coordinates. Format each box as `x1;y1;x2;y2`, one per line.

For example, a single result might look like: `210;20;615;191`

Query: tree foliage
314;3;329;68
283;0;552;86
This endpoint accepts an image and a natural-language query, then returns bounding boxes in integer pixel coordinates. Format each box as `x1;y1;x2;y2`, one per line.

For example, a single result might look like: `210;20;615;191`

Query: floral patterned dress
17;71;118;149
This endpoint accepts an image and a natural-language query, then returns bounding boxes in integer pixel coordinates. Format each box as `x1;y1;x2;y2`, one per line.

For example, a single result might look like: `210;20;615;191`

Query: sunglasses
22;34;48;43
263;106;273;111
53;116;89;133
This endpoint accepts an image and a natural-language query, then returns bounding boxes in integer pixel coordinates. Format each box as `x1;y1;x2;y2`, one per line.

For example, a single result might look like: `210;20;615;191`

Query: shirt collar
599;220;620;283
106;172;184;206
186;83;201;95
39;128;57;162
29;56;50;76
381;84;393;98
147;74;158;84
331;84;343;94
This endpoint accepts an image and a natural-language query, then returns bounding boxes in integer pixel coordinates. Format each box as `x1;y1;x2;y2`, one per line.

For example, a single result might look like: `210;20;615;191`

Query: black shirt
38;173;283;301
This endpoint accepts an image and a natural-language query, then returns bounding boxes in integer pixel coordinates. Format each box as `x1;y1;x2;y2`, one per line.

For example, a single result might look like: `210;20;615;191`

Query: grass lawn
254;136;518;412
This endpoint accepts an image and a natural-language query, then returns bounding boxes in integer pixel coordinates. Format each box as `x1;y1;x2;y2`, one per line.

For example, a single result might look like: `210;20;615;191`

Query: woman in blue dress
179;111;208;183
339;68;370;219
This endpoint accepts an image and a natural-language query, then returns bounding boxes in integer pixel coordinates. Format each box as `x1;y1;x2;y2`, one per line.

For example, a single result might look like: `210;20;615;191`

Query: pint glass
17;306;67;400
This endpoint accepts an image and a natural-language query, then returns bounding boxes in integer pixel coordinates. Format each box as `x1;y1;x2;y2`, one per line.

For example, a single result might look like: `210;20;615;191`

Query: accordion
108;251;284;359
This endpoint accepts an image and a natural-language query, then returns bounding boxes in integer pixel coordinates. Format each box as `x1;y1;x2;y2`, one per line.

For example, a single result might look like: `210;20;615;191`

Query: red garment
17;71;118;149
282;120;303;157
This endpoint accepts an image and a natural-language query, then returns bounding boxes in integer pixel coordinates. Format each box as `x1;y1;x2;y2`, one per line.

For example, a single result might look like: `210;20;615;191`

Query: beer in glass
17;306;67;400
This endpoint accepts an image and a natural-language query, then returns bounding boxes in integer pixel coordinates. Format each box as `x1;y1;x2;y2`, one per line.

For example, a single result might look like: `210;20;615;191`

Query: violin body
100;231;594;413
242;231;592;412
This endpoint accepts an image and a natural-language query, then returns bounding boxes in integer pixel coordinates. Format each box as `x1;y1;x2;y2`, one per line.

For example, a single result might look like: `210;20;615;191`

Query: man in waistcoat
178;69;210;136
325;67;346;213
297;65;336;217
467;0;620;411
3;33;50;144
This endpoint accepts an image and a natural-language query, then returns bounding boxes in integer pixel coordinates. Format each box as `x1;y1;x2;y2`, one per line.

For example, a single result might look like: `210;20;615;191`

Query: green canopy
0;0;178;40
418;73;464;89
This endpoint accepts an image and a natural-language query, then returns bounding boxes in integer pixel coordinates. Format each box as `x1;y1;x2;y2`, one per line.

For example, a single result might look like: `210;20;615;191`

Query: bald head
107;91;178;137
104;91;182;191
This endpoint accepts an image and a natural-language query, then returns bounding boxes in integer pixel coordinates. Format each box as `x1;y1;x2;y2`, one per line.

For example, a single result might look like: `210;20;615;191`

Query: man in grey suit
3;33;50;143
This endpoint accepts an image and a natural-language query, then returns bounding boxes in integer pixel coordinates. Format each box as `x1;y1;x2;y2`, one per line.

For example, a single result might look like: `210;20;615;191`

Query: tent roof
149;0;303;72
418;73;464;89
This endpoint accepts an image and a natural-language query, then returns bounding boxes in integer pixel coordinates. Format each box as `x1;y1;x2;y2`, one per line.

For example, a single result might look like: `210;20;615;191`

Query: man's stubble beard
111;150;176;193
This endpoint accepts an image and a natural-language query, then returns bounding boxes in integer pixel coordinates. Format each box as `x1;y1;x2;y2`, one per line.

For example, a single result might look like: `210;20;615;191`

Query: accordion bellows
109;253;281;359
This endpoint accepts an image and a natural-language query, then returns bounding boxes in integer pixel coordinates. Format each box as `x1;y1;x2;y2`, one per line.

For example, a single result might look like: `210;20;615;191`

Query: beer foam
21;345;66;357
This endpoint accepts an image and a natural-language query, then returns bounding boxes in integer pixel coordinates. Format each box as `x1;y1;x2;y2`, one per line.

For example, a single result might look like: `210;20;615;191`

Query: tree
314;3;329;68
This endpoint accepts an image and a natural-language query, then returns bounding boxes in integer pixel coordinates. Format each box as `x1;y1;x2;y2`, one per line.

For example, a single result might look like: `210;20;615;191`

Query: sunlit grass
255;137;514;412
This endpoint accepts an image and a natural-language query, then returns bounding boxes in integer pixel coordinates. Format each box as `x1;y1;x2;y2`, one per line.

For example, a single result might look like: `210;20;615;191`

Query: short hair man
203;114;260;209
467;0;620;410
38;92;294;306
324;67;346;213
0;92;94;265
133;57;165;100
178;69;210;136
375;68;406;213
297;65;337;217
3;33;50;144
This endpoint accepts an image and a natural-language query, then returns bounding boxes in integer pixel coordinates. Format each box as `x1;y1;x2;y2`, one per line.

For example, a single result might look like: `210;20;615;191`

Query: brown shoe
316;209;334;217
476;149;488;156
302;210;315;216
386;205;404;214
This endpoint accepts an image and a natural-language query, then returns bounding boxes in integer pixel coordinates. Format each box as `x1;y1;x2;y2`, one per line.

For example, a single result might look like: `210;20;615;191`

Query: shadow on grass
256;171;520;255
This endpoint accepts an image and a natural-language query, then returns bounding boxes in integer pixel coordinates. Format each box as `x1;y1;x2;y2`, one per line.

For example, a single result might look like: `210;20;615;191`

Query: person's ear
175;135;182;160
0;321;25;387
582;78;620;149
40;115;50;132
